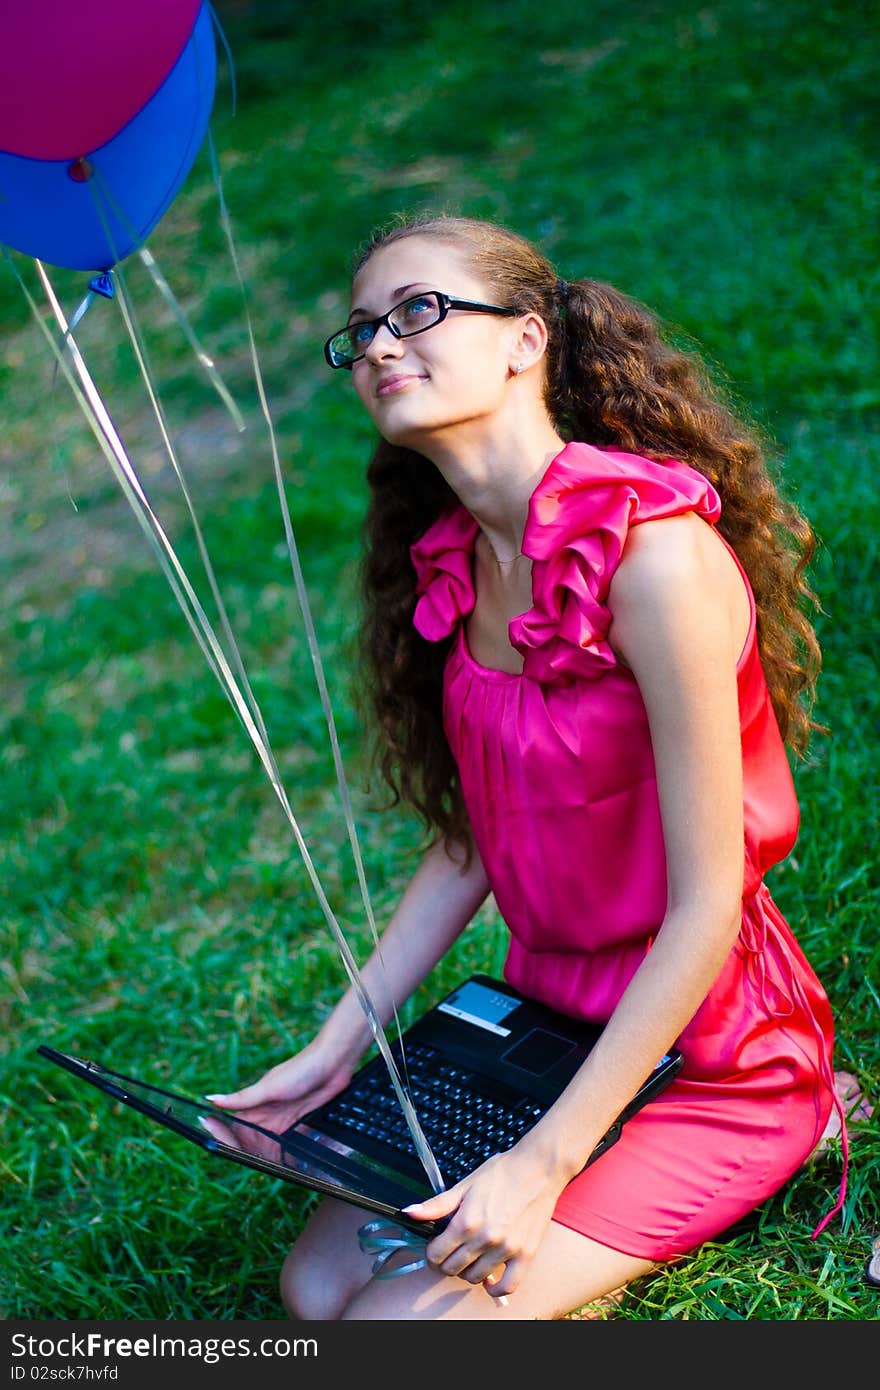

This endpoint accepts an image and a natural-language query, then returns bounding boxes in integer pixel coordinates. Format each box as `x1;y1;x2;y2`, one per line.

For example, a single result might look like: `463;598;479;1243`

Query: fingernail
204;1094;225;1102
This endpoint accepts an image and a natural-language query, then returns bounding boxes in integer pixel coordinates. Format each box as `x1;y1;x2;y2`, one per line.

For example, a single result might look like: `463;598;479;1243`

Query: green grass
1;0;877;1321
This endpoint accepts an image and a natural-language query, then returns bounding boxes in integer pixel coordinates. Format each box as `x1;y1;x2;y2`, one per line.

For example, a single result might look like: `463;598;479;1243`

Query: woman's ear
509;311;549;375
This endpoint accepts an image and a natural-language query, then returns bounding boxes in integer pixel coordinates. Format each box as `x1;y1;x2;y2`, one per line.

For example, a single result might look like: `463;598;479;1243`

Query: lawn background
1;0;877;1320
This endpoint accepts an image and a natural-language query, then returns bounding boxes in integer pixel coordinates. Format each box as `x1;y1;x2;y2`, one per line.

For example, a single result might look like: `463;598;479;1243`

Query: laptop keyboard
315;1041;545;1185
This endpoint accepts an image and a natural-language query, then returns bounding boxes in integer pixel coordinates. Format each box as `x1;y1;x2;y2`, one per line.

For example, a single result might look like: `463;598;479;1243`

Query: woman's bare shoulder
607;511;750;664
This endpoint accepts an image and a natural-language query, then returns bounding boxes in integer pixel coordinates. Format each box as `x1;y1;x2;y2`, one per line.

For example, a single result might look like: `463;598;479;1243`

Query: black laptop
39;973;683;1239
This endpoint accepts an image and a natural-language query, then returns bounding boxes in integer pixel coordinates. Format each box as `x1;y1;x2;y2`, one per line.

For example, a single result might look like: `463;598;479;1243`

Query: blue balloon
0;2;216;273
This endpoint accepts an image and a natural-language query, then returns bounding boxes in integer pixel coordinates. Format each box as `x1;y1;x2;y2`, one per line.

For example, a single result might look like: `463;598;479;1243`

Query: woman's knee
280;1240;350;1321
278;1196;377;1319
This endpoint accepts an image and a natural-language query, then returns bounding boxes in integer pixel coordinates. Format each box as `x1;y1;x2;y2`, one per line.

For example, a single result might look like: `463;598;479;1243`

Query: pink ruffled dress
409;441;840;1260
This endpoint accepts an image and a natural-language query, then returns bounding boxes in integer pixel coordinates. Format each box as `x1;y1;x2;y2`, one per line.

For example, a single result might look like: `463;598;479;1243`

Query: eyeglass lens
330;293;442;365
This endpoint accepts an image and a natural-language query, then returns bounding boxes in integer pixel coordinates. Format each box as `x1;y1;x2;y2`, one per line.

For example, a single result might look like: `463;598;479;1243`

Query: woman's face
347;236;519;451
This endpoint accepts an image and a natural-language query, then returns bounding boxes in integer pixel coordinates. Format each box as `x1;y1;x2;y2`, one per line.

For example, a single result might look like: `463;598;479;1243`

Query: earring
514;363;524;375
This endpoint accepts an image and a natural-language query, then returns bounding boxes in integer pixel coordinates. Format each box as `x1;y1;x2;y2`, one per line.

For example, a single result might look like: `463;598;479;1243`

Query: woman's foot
814;1070;874;1153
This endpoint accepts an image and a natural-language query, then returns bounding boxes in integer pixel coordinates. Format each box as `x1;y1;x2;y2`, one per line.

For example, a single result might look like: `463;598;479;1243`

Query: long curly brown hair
352;214;823;856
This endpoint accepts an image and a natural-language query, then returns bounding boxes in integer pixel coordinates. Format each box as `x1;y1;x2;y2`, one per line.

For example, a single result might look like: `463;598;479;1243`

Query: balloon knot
88;272;115;299
67;157;95;184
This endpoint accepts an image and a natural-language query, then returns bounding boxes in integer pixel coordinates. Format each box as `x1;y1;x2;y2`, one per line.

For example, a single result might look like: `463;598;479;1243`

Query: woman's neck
422;417;566;564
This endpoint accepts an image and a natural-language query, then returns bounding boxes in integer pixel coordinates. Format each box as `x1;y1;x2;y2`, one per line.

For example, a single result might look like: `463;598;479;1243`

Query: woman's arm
209;833;491;1116
318;833;492;1063
518;511;749;1175
409;512;751;1293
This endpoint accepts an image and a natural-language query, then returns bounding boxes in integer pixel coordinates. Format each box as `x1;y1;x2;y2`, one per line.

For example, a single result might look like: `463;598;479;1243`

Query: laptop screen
37;1048;438;1212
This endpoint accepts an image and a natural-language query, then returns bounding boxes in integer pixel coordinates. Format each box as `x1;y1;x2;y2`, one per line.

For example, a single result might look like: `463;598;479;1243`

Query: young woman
208;214;846;1320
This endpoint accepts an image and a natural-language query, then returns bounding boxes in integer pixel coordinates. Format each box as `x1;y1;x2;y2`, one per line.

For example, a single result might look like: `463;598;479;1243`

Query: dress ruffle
409;441;722;684
410;504;479;642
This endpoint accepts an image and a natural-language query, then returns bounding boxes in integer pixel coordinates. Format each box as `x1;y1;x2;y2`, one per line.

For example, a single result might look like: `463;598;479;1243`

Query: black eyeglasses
324;290;516;369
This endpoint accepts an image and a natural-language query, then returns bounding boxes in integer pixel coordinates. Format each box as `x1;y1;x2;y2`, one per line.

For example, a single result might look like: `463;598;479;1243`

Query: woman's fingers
424;1211;512;1283
401;1183;465;1224
429;1238;520;1301
483;1256;523;1298
198;1114;237;1145
204;1081;271;1109
442;1244;509;1285
205;1050;352;1116
198;1111;280;1160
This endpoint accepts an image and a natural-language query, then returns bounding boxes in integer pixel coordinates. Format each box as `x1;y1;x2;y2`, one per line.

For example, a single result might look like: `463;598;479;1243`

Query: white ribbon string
119;73;422;1151
203;124;418;1108
81;57;396;1059
82;163;247;435
9;250;445;1196
137;246;246;433
111;261;270;751
207;1;238;117
357;1218;511;1305
357;1219;429;1278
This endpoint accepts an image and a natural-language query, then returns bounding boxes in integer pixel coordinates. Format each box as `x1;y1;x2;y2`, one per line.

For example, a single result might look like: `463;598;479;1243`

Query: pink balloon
0;0;203;159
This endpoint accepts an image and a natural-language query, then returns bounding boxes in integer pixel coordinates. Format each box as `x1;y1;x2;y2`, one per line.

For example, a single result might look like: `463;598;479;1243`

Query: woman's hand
401;1144;568;1299
204;1036;358;1138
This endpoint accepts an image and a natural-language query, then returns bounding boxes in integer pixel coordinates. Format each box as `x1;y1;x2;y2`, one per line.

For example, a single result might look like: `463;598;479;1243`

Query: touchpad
502;1028;575;1075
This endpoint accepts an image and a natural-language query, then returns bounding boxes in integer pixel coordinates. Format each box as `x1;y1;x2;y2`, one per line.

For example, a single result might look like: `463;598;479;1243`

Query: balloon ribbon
7;249;445;1198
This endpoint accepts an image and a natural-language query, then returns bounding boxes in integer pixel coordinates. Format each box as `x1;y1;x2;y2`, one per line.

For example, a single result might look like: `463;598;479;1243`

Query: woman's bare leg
280;1197;381;1320
281;1197;648;1321
340;1221;654;1321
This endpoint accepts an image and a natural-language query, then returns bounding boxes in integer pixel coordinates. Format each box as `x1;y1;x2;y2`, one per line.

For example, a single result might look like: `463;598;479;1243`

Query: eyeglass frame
323;290;517;369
